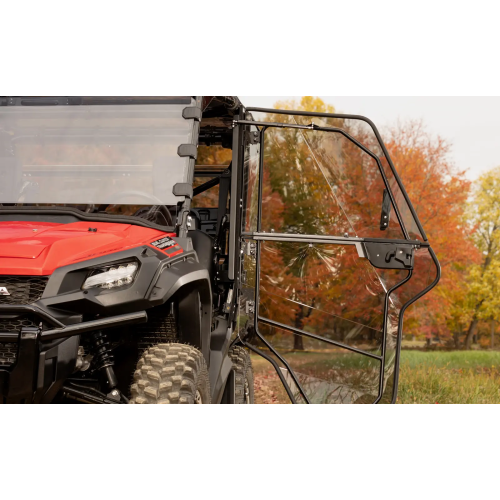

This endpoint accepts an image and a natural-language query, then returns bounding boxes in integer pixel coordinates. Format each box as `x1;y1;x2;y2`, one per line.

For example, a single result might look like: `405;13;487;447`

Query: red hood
0;221;174;275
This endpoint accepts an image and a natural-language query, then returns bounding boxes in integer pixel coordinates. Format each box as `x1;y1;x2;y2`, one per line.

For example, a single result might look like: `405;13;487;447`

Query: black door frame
234;108;441;404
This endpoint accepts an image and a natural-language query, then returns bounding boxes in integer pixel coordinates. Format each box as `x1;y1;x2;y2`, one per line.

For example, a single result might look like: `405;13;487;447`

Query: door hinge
224;288;234;314
246;301;255;314
245;242;257;257
245;131;260;145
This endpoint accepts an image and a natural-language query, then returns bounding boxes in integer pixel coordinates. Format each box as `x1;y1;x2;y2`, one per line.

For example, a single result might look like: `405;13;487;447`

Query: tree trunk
491;320;495;349
293;307;305;351
464;319;478;350
293;334;304;351
453;331;461;349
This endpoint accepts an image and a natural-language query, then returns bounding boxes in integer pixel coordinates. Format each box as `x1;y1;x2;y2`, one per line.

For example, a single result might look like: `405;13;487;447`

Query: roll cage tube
234;108;440;404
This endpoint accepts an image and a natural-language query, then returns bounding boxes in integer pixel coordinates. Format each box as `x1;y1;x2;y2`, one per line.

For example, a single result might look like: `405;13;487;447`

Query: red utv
0;96;439;404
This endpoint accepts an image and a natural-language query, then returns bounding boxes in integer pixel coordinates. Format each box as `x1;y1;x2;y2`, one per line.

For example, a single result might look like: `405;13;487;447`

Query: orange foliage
384;121;480;338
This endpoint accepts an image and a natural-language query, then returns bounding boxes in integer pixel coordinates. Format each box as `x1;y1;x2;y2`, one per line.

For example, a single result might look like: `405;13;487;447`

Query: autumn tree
259;99;476;350
383;122;479;342
259;97;404;352
462;167;500;349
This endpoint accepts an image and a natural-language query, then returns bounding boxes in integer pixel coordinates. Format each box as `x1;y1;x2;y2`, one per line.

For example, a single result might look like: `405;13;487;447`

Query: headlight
82;262;139;290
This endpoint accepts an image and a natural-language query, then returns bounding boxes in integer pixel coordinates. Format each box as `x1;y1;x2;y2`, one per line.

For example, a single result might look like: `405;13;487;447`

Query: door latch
386;247;413;268
363;242;415;270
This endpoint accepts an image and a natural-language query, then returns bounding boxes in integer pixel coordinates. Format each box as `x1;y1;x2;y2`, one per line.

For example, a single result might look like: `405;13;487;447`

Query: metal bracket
363;242;415;270
380;189;392;231
182;107;202;121
246;301;255;314
177;144;198;159
223;288;234;315
245;242;257;257
173;183;193;199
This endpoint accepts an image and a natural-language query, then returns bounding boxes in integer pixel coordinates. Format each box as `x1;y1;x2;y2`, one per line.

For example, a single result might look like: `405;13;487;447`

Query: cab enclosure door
235;108;440;404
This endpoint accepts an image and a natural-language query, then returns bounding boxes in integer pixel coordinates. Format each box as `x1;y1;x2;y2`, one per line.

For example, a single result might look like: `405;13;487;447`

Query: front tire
130;343;210;404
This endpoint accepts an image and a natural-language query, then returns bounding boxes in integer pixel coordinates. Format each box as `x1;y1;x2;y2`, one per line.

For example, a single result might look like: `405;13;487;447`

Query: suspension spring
93;331;114;370
92;331;118;390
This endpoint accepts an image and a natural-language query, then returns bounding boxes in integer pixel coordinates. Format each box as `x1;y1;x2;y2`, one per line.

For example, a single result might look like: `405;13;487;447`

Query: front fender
147;259;212;361
147;258;211;307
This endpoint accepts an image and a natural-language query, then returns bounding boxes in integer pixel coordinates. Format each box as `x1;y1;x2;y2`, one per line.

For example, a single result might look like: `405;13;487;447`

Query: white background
2;2;499;499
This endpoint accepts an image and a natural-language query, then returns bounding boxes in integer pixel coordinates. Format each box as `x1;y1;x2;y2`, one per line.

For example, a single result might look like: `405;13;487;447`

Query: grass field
396;351;500;404
251;350;500;404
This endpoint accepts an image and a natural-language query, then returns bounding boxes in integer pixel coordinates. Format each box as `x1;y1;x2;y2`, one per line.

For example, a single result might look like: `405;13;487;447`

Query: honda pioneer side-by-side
0;96;440;404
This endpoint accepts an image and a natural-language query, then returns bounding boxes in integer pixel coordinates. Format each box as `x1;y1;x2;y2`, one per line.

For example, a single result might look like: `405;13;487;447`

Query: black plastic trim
177;144;198;159
182;107;202;121
0;304;65;328
173;183;194;199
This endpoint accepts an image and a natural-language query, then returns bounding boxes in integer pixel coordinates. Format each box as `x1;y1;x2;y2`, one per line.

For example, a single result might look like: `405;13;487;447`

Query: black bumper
0;304;147;403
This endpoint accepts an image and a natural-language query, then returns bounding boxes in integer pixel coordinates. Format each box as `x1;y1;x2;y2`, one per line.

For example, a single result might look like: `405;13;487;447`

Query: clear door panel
261;127;405;239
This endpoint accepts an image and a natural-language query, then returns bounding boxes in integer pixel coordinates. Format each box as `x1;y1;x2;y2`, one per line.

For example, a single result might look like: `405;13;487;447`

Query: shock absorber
92;331;118;391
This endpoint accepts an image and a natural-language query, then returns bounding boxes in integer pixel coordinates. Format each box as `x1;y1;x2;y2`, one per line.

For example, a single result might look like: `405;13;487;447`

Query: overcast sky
241;97;500;181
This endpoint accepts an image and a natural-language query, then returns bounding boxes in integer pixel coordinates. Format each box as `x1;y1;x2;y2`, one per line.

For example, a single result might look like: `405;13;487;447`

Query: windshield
0;98;198;227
